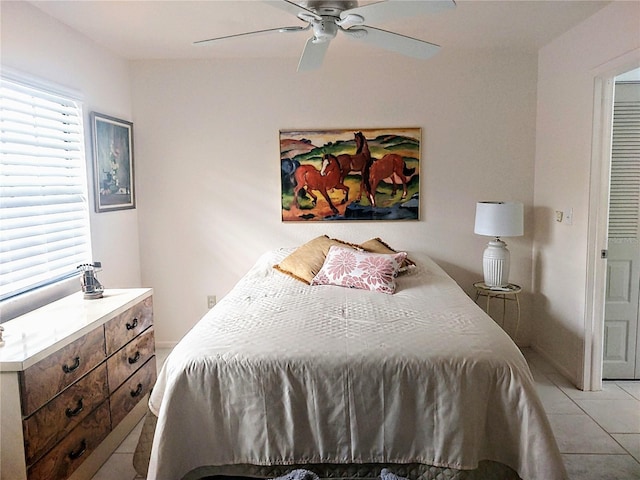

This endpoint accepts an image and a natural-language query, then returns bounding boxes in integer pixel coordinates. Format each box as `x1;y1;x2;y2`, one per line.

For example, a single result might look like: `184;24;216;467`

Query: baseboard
155;340;178;349
531;344;581;389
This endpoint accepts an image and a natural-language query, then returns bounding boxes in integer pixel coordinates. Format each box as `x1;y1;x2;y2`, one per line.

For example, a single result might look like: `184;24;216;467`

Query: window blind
0;76;92;301
609;85;640;240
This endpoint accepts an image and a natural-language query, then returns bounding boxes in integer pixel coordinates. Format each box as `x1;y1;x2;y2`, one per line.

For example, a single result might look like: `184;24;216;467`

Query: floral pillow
311;246;407;294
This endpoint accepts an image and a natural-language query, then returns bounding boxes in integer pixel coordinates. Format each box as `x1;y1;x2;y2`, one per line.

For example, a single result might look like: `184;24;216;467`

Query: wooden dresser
0;288;155;480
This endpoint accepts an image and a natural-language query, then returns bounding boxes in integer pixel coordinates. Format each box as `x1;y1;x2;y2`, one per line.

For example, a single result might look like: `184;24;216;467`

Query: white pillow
311;246;407;294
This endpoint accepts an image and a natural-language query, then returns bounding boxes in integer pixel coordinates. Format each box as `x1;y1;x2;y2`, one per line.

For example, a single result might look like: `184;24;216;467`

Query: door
603;81;640;379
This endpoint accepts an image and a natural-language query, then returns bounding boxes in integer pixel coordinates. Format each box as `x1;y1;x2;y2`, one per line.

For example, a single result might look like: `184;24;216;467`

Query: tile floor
523;349;640;480
91;348;640;480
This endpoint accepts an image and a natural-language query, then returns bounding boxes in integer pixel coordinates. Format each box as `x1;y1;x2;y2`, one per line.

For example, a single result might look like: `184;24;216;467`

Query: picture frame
280;128;421;222
90;112;135;212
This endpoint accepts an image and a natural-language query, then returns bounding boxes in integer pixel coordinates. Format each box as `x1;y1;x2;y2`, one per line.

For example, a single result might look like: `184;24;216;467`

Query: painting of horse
292;154;348;215
335;131;371;200
280;128;420;221
366;153;416;207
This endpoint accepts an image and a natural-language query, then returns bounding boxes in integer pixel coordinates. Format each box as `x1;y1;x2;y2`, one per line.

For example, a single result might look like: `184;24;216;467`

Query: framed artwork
280;128;420;222
90;112;135;212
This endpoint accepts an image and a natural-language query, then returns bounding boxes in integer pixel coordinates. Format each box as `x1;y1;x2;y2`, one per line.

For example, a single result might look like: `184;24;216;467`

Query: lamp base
483;238;510;287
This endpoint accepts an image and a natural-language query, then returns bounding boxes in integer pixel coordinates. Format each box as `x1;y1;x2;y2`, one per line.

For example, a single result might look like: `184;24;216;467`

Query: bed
140;237;567;480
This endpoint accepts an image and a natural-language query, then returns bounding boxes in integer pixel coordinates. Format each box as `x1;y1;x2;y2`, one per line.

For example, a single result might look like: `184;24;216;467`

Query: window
0;74;92;301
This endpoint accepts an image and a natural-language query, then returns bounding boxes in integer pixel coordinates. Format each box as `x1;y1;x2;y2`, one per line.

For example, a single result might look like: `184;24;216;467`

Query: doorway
602;73;640;379
585;53;640;391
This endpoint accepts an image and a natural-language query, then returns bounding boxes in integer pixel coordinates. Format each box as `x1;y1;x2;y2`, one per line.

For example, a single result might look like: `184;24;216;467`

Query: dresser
0;288;155;480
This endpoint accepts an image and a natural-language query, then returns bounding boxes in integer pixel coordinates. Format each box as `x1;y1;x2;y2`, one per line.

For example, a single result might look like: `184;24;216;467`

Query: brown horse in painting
335;131;372;200
366;154;416;207
293;154;349;215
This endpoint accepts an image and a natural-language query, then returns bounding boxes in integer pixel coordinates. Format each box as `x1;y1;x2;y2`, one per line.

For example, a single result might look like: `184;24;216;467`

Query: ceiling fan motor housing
300;0;358;16
299;0;358;43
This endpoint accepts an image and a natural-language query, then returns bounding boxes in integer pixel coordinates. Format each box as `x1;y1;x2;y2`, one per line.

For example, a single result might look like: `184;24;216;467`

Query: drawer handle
62;356;81;374
126;318;138;330
65;398;84;418
128;351;141;365
130;383;143;398
68;439;87;460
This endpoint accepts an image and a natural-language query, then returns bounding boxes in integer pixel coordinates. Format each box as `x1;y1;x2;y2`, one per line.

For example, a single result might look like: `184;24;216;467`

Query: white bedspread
148;249;566;480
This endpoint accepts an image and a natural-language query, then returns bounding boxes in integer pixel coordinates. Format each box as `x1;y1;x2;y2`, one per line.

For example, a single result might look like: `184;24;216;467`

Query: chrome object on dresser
77;263;104;299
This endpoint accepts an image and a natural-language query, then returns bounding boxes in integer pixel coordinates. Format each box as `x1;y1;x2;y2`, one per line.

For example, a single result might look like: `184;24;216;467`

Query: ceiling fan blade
263;0;322;21
348;26;440;60
194;24;308;46
340;0;455;26
297;38;330;71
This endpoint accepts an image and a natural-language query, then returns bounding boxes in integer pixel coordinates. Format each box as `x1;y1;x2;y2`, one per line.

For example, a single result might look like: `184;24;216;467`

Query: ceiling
28;0;610;61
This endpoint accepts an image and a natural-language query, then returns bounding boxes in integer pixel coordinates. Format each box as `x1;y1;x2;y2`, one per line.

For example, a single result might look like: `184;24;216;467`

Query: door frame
585;49;640;391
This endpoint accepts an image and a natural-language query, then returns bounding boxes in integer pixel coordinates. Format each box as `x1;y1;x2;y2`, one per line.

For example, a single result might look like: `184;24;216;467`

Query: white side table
473;282;521;340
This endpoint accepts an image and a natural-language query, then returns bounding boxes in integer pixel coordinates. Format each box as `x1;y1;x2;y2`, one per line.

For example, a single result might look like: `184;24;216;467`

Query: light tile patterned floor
524;349;640;479
92;348;640;480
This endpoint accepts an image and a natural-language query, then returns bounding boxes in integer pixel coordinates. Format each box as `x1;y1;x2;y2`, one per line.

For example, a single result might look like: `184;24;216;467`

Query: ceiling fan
194;0;456;71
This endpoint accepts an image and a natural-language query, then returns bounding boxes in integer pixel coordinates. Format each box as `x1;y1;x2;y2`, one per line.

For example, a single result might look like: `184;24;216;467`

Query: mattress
146;248;566;480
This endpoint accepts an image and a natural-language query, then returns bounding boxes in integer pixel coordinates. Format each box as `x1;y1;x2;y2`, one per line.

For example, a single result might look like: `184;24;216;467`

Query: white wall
1;1;541;350
131;50;538;345
533;1;640;387
1;2;142;318
4;0;639;389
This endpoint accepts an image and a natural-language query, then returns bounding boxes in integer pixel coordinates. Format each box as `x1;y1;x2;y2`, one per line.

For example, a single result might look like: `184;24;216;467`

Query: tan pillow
274;235;358;284
359;237;415;272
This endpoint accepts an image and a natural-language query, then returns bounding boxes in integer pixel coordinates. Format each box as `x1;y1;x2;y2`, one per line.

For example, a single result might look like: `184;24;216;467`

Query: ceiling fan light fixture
311;18;338;42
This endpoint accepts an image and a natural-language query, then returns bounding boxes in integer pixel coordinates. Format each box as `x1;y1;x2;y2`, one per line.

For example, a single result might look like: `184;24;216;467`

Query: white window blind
609;83;640;240
0;76;92;301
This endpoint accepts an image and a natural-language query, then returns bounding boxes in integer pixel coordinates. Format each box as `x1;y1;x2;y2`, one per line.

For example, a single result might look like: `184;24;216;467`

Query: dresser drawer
23;363;109;466
104;296;153;356
107;327;155;393
20;328;106;416
26;401;111;480
110;358;156;427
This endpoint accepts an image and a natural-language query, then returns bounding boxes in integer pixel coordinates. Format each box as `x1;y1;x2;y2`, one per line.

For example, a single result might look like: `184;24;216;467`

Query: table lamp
474;201;524;288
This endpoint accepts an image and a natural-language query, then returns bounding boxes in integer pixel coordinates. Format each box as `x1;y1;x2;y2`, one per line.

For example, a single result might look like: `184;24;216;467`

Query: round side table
473;282;521;340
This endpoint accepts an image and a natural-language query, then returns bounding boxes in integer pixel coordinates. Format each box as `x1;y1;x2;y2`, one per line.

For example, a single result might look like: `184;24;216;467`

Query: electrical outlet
207;295;216;309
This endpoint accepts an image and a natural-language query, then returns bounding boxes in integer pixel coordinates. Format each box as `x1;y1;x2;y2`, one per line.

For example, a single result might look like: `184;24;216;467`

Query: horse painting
366;153;416;207
335;131;372;200
280;128;420;222
292;154;349;215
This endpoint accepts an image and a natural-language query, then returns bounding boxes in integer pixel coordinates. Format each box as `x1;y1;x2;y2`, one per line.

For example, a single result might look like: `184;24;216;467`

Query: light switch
564;207;573;225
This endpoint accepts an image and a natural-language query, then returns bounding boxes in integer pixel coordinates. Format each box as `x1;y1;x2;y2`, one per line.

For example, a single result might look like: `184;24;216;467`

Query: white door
603;81;640;379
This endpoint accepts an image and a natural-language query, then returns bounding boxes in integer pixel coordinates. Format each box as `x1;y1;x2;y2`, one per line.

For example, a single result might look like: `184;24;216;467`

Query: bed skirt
133;409;522;480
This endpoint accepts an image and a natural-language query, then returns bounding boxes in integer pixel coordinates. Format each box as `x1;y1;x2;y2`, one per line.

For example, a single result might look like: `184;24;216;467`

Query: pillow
311;246;407;294
273;235;358;284
359;237;415;272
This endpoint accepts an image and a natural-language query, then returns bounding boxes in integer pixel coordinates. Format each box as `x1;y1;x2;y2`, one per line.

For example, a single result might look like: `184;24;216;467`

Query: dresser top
0;288;152;372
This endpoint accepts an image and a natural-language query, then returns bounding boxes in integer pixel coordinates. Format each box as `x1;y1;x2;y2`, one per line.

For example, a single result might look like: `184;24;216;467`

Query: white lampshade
474;202;524;238
474;201;524;287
